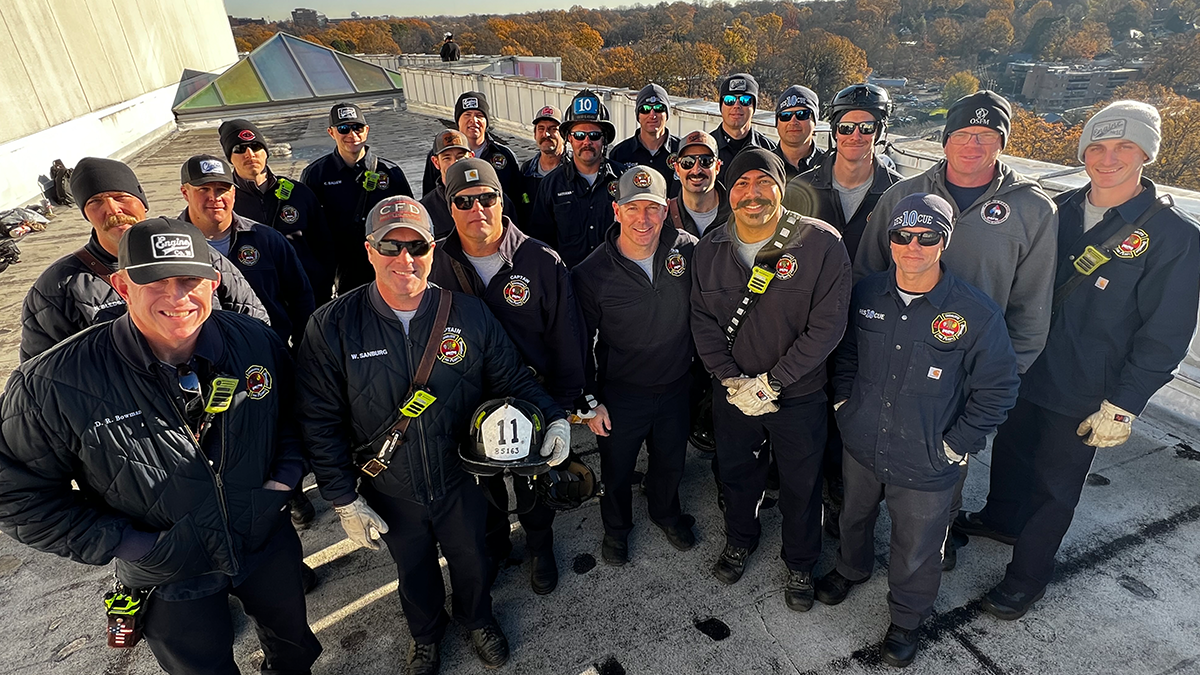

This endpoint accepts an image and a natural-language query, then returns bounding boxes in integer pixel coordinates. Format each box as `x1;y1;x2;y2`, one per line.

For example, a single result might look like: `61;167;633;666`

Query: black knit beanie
69;157;148;218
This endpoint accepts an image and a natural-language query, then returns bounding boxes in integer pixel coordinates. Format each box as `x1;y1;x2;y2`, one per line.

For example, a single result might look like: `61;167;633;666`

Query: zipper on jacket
405;331;436;503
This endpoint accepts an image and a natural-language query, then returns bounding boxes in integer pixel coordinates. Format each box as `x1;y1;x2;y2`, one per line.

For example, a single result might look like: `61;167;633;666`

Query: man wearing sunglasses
713;73;777;168
821;193;1019;667
609;84;681;198
420;130;518;240
516;105;569;227
666;130;730;240
297;196;567;675
855;90;1057;570
429;159;585;596
421;92;522;205
691;148;851;610
530;89;625;269
772;85;826;182
1;217;322;675
221;119;336;308
301;102;413;297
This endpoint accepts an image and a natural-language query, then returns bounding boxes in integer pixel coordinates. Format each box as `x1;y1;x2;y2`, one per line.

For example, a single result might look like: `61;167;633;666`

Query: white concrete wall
0;0;237;209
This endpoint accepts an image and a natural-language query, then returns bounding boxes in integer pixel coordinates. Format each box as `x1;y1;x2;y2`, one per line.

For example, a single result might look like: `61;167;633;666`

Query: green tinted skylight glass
250;36;312;100
214;59;269;105
336;53;392;92
387;71;404;88
177;83;223;110
283;35;354;96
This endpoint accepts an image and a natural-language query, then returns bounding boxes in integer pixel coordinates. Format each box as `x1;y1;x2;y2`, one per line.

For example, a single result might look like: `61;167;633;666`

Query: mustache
102;214;140;231
734;198;773;211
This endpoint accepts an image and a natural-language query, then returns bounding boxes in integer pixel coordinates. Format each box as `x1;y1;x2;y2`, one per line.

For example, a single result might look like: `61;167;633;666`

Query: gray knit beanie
1078;101;1161;164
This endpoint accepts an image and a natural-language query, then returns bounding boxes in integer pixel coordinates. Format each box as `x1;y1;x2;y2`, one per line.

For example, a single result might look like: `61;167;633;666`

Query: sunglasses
946;130;1002;146
231;142;265;155
452;192;500;210
836;121;879;136
570;130;605;142
777;109;814;123
335;123;366;135
888;230;944;247
676;155;716;171
638;103;668;114
722;94;754;107
373;238;432;257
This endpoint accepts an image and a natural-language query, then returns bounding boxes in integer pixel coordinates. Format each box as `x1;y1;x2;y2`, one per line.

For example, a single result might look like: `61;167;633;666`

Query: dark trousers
362;479;494;644
142;527;321;675
598;380;690;538
837;452;954;630
713;384;826;572
484;481;556;557
979;397;1097;595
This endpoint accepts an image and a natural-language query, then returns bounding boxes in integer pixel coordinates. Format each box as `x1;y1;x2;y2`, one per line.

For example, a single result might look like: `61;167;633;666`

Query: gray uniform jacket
854;159;1057;373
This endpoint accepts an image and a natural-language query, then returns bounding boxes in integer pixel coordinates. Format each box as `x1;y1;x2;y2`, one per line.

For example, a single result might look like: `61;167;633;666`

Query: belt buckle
1073;245;1110;275
361;458;388;477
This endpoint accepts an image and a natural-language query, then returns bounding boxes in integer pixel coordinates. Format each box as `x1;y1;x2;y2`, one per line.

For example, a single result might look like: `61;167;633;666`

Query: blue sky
223;0;621;20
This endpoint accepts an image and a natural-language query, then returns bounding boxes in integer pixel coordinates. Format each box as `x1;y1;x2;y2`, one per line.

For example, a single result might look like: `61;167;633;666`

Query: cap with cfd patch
119;217;218;285
433;129;471;155
181;155;234;186
678;130;718;155
366;196;434;243
616;165;667;206
329;102;364;127
532;105;562;125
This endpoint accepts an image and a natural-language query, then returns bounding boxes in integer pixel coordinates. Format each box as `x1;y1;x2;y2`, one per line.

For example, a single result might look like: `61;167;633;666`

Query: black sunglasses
638;103;668;114
452;192;500;210
676;155;716;171
373;239;432;257
570;130;605;142
777;109;814;123
335;123;366;135
231;142;265;155
888;230;944;247
722;94;754;107
836;120;878;136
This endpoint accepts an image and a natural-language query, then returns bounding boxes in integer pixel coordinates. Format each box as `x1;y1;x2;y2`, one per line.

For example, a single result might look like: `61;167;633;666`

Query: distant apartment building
1007;62;1141;109
291;7;327;28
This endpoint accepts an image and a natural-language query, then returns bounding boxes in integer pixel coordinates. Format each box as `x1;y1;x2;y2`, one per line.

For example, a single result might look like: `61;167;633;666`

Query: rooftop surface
1;104;1199;675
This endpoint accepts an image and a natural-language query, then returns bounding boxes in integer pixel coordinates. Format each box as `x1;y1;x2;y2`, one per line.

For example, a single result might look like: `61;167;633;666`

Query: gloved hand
333;496;389;551
568;393;599;424
833;399;848;411
943;440;965;464
727;373;780;416
540;419;571;466
1076;399;1136;447
721;376;754;396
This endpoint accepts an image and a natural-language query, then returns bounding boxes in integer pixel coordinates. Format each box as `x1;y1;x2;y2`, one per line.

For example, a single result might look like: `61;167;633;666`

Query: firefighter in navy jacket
955;101;1200;622
295;196;569;674
819;193;1018;667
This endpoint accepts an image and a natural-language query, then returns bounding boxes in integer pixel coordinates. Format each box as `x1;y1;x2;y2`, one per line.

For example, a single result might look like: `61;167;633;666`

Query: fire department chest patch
245;365;272;399
608;182;619;199
237;245;260;266
665;250;686;277
932;312;967;343
503;278;531;306
438;332;467;364
981;200;1010;225
1113;229;1149;259
280;205;299;224
490;153;508;170
775;253;798;280
377;173;390;190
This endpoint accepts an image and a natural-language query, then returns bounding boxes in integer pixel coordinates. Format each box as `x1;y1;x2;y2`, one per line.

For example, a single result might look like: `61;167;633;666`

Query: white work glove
725;374;779;417
567;393;599;424
1076;399;1136;448
333;496;390;551
943;440;965;464
833;399;848;411
540;418;571;466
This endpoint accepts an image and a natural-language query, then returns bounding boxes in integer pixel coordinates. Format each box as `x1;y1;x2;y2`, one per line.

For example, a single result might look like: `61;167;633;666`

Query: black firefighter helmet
461;397;549;477
535;458;602;511
560;89;616;144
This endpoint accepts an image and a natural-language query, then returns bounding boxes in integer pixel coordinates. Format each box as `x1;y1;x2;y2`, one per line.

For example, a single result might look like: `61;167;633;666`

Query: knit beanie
69;157;148;218
1078;100;1161;164
943;91;1012;148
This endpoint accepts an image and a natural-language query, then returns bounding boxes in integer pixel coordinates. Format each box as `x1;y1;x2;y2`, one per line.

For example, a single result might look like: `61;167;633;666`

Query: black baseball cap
118;218;218;285
181;155;234;186
329;102;365;127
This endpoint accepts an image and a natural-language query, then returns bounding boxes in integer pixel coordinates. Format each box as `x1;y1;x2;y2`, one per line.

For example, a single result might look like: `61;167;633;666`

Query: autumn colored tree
1144;32;1200;92
941;71;980;107
1109;84;1200;191
928;17;964;55
771;29;870;100
1047;20;1111;60
1005;106;1082;166
979;10;1015;51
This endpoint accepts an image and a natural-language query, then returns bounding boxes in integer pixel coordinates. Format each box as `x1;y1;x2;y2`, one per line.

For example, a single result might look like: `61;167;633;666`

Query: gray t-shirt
1083;194;1108;233
465;252;505;287
209;232;232;257
686;203;720;236
393;308;417;334
732;226;770;269
896;289;924;306
627;253;655;281
833;175;873;221
579;170;599;186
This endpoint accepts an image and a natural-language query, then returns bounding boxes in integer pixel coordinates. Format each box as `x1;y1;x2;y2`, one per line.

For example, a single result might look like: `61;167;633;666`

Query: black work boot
289;488;316;528
981;585;1045;620
469;622;510;669
712;540;757;585
883;623;920;667
815;569;867;605
601;534;629;566
406;640;439;675
529;550;559;595
655;514;697;551
784;569;815;612
952;511;1017;545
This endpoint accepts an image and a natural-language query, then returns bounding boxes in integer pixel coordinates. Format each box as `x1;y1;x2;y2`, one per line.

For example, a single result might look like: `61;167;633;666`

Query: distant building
1007;62;1141;109
868;75;908;88
228;15;268;27
291;7;327;28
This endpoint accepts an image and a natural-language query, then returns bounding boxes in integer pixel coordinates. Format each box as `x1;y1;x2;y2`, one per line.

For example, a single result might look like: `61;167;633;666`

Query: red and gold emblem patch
490;153;508;170
236;245;259;267
438;332;467;365
503;278;531;306
775;253;797;280
931;312;967;343
1113;229;1149;259
665;251;686;277
632;170;652;188
245;365;272;400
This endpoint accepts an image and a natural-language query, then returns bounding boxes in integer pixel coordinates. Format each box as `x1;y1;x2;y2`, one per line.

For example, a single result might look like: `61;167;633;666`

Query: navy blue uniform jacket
529;158;624;269
1021;180;1200;418
608;132;682;198
834;267;1020;491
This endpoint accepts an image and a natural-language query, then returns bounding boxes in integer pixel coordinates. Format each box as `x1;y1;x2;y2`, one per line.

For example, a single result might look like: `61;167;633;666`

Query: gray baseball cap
366;196;434;243
616;165;667;206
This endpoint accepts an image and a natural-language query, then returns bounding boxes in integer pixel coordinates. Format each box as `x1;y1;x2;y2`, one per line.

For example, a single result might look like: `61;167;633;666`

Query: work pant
362;479;494;644
598;379;690;539
484;481;556;558
142;527;322;675
837;452;955;630
713;385;826;572
978;397;1097;596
